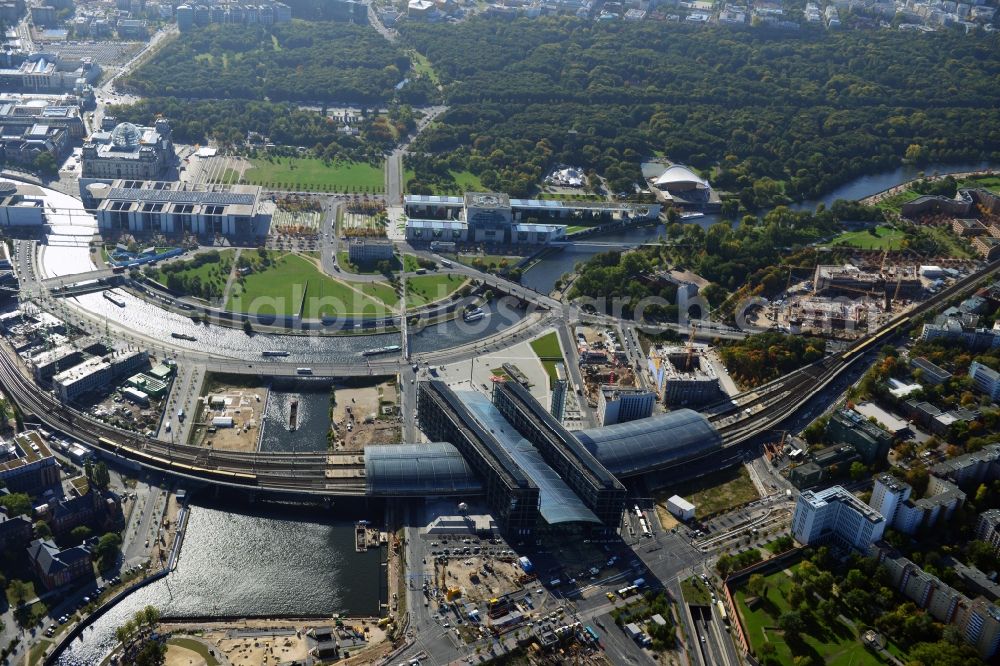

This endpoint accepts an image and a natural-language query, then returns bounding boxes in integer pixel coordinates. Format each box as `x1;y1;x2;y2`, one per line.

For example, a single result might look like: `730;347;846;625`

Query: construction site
647;344;725;408
330;378;401;452
754;260;950;339
573;325;640;409
191;382;267;452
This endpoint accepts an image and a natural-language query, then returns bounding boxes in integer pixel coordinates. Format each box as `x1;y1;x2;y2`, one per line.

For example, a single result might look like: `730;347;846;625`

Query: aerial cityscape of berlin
0;1;998;665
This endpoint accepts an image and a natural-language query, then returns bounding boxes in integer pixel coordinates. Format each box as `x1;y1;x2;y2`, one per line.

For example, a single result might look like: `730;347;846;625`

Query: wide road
384;106;448;206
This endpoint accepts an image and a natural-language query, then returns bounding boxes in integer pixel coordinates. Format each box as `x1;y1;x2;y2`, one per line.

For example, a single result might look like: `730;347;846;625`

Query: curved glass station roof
458;391;600;525
364;394;721;504
576;409;722;478
365;443;482;495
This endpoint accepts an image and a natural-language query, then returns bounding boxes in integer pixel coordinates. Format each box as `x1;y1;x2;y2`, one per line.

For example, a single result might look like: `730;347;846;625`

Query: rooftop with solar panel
86;178;274;237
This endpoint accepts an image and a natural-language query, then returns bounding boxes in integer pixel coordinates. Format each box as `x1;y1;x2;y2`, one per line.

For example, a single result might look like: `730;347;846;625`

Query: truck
666;495;696;521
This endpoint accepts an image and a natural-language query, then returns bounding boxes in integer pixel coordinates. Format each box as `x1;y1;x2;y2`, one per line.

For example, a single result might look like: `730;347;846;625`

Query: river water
56;503;383;665
521;161;997;294
259;382;333;453
44;160;999;664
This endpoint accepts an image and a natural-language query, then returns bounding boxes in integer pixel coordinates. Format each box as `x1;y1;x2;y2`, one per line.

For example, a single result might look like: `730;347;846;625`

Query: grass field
337;251;401;275
402;255;422;272
360;281;401;308
735;566;895;666
444;170;483;192
227;253;390;317
656;466;758;519
829;225;906;250
5;580;37;607
406;273;465;307
922;224;974;259
530;331;564;388
150;249;235;293
408;49;440;85
959;174;1000;194
449;253;522;271
240;157;384;192
874;188;920;212
167;637;220;666
406;169;484;195
28;639;52;666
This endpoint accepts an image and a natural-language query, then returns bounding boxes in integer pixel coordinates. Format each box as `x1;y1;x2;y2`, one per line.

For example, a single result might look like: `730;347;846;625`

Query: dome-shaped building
110;122;141;148
652;164;708;192
650;163;718;210
81;118;174;180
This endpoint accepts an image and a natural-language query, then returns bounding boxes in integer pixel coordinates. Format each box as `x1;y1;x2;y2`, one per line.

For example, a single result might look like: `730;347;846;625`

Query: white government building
88;180;273;237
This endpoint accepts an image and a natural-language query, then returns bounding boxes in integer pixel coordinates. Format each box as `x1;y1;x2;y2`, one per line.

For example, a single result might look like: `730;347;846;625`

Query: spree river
56;502;383;665
521;161;997;293
49;160;997;664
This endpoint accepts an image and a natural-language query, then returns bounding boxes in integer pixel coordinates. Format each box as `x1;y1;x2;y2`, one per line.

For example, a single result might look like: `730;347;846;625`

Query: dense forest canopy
401;18;1000;199
124;21;411;104
107;97;409;161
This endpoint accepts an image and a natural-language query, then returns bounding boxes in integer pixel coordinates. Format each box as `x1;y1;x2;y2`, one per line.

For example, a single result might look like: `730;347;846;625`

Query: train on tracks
96;436;258;486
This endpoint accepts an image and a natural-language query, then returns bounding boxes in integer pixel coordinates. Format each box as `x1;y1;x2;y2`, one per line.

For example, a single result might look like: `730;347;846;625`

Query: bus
440;259;453;268
296;367;313;375
585;626;600;643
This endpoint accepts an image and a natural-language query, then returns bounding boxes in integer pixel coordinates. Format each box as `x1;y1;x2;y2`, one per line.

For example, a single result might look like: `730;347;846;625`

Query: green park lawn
402;254;423;272
444;170;484;192
406;273;466;307
922;225;974;259
449;253;523;271
227;253;391;317
530;331;564;388
735;566;894;666
959;174;1000;194
337;250;401;275
874;188;920;213
408;49;440;85
28;639;52;666
829;225;906;251
403;168;484;194
240;157;384;192
149;249;235;293
360;281;401;308
681;576;712;606
5;580;38;607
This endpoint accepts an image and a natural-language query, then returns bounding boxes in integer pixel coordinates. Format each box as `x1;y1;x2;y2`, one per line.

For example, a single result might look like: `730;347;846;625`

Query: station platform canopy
457;391;601;526
365;442;482;496
576;409;722;478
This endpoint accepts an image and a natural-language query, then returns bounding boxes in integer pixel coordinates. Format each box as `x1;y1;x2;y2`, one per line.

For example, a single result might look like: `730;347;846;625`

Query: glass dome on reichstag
111;122;142;148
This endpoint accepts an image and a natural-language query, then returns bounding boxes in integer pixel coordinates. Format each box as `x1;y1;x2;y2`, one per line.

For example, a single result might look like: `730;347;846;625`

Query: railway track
2;253;998;493
0;341;367;495
711;258;1000;447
